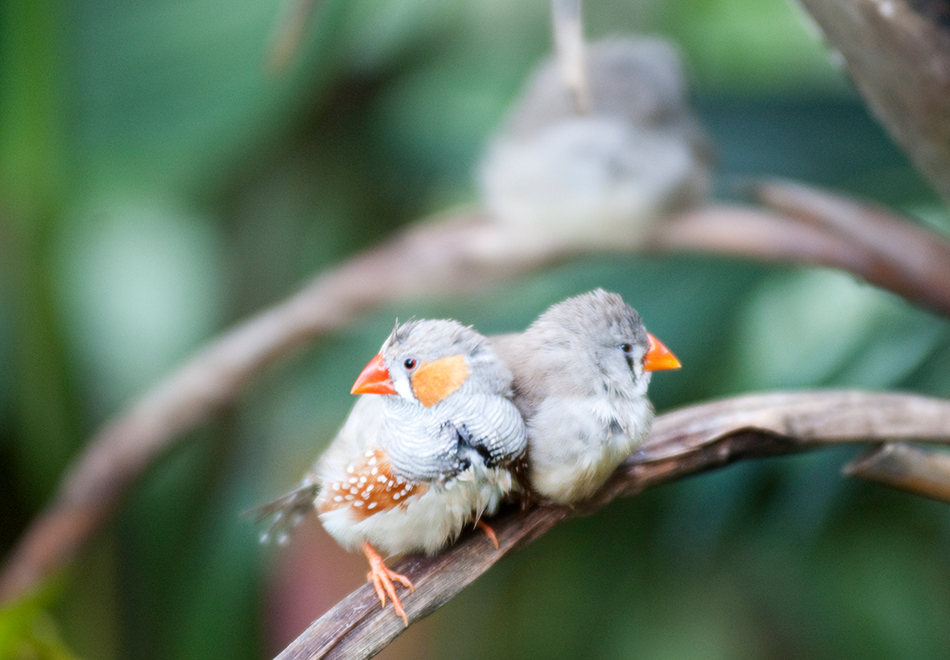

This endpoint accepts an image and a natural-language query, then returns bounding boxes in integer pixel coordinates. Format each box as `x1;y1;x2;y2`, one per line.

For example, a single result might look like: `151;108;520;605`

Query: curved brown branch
653;180;950;318
651;204;876;273
275;390;950;660
751;179;950;316
845;442;950;502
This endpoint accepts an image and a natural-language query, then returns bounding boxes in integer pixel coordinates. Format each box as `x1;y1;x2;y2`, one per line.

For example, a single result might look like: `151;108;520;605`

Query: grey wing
388;395;527;482
455;394;528;468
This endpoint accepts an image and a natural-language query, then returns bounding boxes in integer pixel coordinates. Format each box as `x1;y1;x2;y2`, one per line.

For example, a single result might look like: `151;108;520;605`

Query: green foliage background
2;0;949;658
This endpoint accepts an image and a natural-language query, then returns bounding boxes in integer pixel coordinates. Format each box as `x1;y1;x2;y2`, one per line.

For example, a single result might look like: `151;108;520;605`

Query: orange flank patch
320;448;428;520
410;355;469;408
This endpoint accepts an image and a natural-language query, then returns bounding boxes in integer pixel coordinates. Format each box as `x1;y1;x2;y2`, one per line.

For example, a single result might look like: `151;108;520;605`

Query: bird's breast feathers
317;456;513;555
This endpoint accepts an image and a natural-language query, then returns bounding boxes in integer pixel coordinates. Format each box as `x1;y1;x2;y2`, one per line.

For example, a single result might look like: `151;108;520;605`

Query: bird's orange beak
643;334;681;372
351;353;397;395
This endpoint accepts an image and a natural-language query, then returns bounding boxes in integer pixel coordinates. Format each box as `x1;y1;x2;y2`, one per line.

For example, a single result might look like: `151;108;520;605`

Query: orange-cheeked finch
257;319;527;624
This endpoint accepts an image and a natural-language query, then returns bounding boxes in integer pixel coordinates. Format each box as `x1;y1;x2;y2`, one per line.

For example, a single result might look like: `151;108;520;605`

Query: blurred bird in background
479;38;712;251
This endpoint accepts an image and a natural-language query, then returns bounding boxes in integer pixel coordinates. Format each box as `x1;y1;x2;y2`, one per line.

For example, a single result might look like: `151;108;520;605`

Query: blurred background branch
266;0;324;74
653;179;950;318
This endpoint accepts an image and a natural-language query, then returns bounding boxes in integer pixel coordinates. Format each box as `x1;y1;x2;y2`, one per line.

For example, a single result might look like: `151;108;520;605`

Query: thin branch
275;390;950;660
653;180;950;318
651;204;877;272
266;0;322;73
750;179;950;316
551;0;590;113
845;442;950;503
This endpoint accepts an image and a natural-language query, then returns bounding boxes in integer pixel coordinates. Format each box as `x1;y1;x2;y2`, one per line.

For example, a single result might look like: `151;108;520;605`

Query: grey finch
493;289;680;504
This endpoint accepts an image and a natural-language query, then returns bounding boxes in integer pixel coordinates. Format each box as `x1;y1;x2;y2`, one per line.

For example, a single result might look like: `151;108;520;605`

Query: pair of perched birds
258;289;680;624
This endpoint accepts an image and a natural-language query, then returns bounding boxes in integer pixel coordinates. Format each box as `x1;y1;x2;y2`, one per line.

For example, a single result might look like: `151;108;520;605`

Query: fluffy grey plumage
492;289;656;503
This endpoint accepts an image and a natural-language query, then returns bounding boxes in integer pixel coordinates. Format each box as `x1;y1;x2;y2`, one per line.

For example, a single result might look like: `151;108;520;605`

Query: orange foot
476;519;499;549
362;542;415;626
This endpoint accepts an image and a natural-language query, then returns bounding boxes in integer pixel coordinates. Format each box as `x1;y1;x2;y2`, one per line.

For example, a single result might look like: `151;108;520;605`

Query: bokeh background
2;0;950;658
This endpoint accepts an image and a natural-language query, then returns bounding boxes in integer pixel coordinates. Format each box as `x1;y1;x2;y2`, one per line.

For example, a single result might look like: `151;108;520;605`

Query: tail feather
245;479;320;545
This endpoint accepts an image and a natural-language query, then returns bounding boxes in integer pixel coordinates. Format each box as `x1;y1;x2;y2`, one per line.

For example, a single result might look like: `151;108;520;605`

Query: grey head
499;289;653;414
379;318;515;404
377;319;526;482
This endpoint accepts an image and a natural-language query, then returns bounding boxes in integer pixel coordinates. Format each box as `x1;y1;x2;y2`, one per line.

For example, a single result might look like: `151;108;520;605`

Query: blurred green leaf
74;0;313;193
52;197;225;411
666;0;844;93
0;592;80;660
0;0;67;214
731;268;942;390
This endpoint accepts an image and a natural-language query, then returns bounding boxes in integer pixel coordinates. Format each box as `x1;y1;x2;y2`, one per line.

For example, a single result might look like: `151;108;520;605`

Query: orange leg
361;542;415;626
476;519;499;549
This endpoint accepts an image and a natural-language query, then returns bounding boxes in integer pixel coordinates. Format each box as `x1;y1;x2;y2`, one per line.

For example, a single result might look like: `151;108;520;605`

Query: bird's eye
620;343;634;354
403;358;417;370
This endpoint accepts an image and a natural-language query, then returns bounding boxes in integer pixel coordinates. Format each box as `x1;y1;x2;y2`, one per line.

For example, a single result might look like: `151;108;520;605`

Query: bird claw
362;542;414;626
476;519;499;549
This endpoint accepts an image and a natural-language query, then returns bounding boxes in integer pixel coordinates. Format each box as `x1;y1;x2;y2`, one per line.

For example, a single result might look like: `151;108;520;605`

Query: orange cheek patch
319;448;428;520
410;355;469;408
